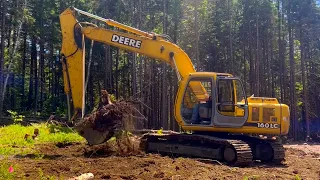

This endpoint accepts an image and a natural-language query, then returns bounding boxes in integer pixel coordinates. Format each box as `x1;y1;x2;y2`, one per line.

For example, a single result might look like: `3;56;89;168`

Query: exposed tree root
74;90;143;155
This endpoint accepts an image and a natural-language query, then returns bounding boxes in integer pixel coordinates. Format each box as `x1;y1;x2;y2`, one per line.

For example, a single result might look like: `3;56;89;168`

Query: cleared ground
1;142;318;180
0;124;319;180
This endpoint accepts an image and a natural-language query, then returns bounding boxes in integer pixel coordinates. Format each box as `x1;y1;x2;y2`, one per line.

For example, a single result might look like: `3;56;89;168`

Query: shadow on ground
14;154;64;160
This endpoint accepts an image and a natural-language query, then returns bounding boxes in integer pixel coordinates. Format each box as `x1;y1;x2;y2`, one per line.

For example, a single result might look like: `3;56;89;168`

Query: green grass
0;160;16;180
0;123;85;156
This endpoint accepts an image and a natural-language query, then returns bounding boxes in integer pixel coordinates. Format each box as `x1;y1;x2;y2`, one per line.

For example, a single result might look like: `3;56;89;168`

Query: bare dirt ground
5;141;319;180
284;142;320;155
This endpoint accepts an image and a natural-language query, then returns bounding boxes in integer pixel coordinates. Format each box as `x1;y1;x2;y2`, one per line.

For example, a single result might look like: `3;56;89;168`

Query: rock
68;173;94;180
171;175;182;180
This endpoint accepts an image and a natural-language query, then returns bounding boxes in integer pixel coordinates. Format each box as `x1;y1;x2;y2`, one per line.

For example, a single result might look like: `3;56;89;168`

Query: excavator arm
59;7;208;120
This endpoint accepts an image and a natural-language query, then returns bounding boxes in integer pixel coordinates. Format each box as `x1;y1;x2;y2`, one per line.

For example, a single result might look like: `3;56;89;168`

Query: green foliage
0;123;84;156
0;161;16;180
109;94;117;102
47;124;73;134
55;107;67;117
7;110;25;124
294;174;302;180
157;128;163;135
108;136;117;142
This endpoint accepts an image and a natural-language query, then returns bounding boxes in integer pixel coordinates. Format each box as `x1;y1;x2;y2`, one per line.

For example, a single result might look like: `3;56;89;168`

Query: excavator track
219;135;286;164
224;139;253;166
139;133;253;166
265;139;285;163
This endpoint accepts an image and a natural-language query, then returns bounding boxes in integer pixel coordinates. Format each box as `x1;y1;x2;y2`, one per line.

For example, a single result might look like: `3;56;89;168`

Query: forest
0;0;320;141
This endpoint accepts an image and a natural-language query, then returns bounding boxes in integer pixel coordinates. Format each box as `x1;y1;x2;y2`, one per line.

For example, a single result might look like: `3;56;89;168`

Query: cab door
212;77;249;127
179;77;214;126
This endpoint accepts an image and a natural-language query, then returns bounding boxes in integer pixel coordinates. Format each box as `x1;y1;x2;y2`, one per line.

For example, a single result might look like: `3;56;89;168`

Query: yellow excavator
59;7;290;166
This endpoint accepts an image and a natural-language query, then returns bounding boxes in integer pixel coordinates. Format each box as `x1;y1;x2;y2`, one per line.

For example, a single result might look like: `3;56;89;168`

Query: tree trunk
288;2;298;140
104;45;112;92
10;74;15;109
39;0;45;111
228;0;233;74
131;0;137;97
84;40;94;113
278;0;284;102
255;1;260;96
138;0;143;125
194;1;200;70
34;38;38;113
28;37;36;109
50;21;55;112
268;30;273;97
150;62;155;128
0;0;6;116
115;49;119;99
150;13;156;128
281;4;288;104
6;16;11;49
161;0;168;130
300;28;310;140
247;0;254;95
89;74;94;110
21;25;27;110
170;0;179;131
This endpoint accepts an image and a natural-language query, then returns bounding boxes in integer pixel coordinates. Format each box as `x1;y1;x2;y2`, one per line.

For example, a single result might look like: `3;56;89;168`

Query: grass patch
0;123;85;156
0;160;18;180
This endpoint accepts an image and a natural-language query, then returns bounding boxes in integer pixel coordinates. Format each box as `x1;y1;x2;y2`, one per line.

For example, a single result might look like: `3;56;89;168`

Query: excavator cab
179;73;248;128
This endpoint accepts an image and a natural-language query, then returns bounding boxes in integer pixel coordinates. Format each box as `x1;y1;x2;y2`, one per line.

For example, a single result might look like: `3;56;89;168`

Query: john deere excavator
59;7;290;166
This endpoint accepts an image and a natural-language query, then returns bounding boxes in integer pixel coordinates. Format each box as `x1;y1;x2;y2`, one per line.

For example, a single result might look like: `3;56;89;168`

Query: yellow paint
182;125;283;135
59;7;290;136
281;104;290;134
59;9;84;112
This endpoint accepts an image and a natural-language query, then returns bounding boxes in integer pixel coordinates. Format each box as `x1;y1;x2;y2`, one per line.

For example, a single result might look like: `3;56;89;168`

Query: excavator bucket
75;125;111;145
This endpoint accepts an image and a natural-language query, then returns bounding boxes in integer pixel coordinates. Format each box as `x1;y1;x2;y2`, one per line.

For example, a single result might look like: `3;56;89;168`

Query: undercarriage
139;131;285;167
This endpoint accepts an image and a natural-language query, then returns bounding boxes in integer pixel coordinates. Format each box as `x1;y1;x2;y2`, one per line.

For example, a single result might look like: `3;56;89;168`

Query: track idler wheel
259;143;274;162
223;146;237;164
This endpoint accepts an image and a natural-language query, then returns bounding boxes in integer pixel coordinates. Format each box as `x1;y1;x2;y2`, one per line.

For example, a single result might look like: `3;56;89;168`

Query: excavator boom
60;7;207;120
